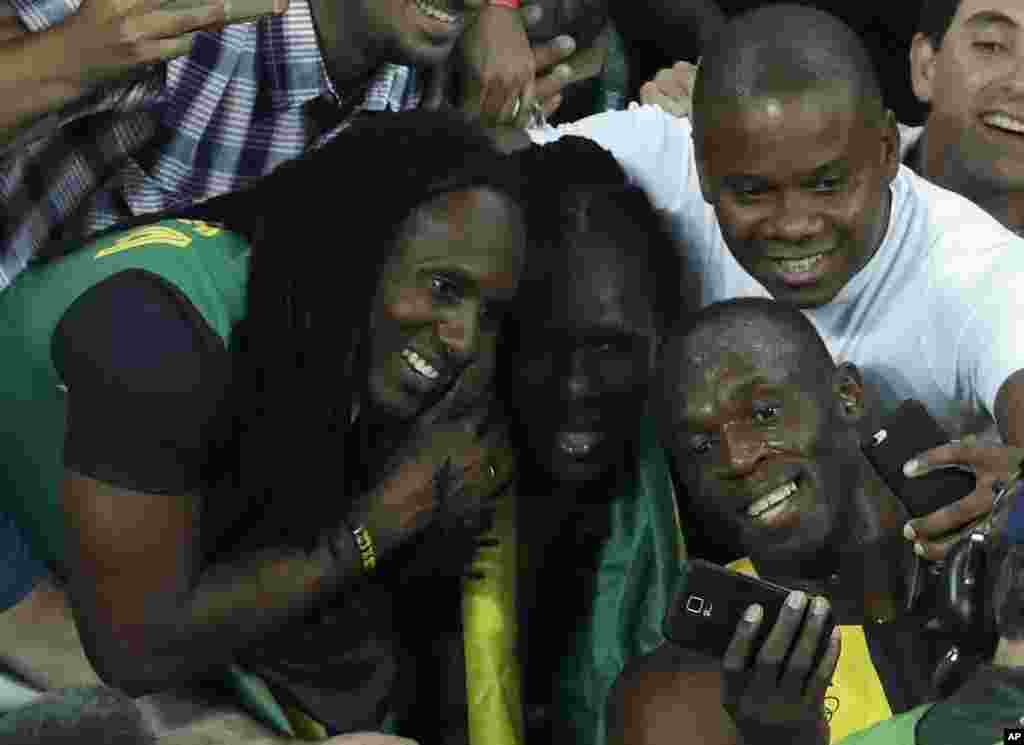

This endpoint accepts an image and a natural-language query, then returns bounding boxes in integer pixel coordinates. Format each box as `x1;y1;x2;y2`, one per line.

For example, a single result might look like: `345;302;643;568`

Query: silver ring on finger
510;96;522;121
487;464;497;480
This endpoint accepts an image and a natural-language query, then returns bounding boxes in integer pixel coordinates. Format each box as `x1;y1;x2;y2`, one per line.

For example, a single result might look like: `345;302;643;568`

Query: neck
753;459;917;624
919;125;1024;236
308;0;381;92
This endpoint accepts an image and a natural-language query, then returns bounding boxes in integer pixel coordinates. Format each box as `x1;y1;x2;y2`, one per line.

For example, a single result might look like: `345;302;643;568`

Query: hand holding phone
721;590;841;745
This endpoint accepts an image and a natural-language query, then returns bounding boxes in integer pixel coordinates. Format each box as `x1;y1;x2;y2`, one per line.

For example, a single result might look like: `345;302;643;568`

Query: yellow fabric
283;704;330;740
727;558;894;743
462;490;524;745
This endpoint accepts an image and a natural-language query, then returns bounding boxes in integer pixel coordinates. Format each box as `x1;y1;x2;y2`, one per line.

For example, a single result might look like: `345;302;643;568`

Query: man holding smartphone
607;298;949;744
527;2;1024;564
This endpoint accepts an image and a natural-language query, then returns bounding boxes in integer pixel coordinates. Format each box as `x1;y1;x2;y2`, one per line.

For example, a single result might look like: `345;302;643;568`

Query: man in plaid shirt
0;0;574;290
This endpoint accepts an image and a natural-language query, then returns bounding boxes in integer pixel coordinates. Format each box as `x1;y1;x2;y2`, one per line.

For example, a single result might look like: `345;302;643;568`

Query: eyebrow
964;11;1019;31
682;374;769;424
722;160;847;191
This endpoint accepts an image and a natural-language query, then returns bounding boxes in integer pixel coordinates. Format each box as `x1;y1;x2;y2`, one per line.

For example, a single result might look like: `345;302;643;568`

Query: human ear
910;32;938;106
833;362;866;424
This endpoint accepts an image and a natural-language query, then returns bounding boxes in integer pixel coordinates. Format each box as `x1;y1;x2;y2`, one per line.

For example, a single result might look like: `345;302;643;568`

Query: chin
366;382;421;422
536;449;614;487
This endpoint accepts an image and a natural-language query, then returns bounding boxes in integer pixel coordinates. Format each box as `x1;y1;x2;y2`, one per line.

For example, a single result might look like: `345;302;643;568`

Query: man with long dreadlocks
0;110;525;740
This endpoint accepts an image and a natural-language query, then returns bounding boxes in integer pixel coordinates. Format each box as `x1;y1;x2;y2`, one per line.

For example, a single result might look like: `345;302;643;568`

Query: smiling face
367;188;525;420
516;232;658;485
662;323;864;563
695;88;899;308
912;0;1024;195
311;0;480;76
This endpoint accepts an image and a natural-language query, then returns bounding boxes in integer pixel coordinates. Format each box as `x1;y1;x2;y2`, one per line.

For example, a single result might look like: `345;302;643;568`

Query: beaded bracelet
351;525;378;572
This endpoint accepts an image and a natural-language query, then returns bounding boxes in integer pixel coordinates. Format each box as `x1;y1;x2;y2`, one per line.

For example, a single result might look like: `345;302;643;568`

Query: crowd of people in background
1;0;1024;743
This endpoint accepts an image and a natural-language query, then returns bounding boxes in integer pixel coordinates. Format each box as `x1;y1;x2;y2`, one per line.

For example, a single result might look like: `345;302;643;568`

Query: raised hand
55;0;286;88
903;440;1024;560
639;60;698;118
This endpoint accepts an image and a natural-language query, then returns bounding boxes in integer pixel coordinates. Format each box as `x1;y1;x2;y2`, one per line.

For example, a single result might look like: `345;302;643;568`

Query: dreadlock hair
88;110;525;553
504;135;684;372
494;138;686;734
918;0;962;48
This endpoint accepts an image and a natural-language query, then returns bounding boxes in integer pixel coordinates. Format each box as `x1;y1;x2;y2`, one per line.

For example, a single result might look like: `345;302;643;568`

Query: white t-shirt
530;105;1024;438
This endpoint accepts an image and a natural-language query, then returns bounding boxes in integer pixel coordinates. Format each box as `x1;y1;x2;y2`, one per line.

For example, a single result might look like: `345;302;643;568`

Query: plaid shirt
0;0;421;289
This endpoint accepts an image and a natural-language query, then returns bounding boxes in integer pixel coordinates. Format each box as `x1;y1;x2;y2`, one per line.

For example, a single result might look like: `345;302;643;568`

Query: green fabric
223;664;296;737
0;219;249;569
915;665;1024;745
554;414;687;745
834;705;931;745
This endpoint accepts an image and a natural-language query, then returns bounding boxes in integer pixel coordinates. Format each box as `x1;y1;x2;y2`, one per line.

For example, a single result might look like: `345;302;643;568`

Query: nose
719;421;766;477
437;301;480;361
563;349;592;400
997;53;1024;96
763;191;825;244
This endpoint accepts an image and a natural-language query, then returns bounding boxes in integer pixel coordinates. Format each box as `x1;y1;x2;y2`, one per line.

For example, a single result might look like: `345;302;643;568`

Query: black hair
918;0;962;48
510;136;684;334
662;297;838;402
86;110;525;553
693;3;887;133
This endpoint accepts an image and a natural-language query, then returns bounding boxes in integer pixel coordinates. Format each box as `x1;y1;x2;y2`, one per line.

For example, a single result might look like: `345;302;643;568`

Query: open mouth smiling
982;111;1024;137
413;0;463;26
741;472;805;524
401;347;444;381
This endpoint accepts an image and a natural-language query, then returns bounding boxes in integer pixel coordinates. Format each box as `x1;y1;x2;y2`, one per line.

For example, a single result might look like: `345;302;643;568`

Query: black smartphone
862;400;976;519
663;559;835;666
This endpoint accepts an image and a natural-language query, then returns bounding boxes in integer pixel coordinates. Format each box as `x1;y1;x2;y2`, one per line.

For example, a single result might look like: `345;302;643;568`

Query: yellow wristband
352;525;377;572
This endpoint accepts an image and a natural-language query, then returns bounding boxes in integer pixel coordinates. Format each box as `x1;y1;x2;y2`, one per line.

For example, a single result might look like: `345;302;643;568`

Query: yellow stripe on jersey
94;226;192;259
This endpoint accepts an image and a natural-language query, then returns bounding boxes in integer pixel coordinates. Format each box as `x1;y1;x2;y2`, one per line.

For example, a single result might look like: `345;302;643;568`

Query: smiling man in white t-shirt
528;2;1024;560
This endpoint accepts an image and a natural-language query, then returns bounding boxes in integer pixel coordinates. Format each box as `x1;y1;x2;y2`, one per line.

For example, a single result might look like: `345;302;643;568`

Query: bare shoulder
607;642;739;745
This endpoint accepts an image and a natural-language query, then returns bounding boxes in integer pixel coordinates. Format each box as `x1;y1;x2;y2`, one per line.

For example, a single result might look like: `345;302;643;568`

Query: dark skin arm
609;594;838;745
62;471;364;695
608;643;740;745
62;409;513;696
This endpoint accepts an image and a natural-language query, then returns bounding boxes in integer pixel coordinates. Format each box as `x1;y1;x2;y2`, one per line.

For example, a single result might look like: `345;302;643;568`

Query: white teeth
984;112;1024;134
414;0;459;23
747;481;798;518
776;253;824;274
557;432;604;457
402;349;439;380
